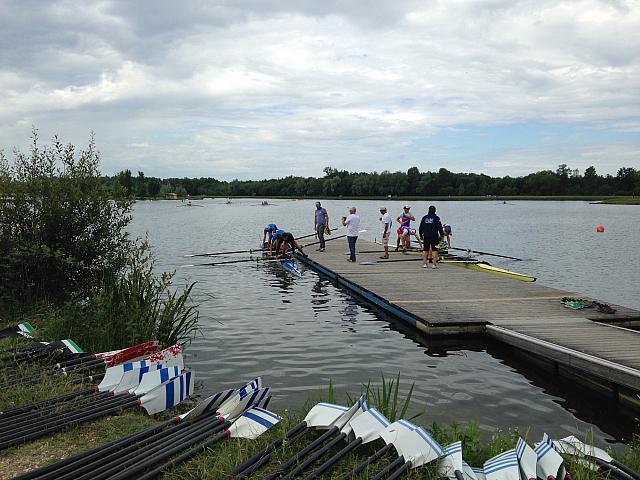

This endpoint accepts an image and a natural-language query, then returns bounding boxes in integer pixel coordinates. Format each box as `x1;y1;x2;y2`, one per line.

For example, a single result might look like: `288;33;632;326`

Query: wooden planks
298;237;640;392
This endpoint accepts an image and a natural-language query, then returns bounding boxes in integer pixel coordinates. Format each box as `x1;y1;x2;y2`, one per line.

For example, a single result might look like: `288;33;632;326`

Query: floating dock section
296;238;640;408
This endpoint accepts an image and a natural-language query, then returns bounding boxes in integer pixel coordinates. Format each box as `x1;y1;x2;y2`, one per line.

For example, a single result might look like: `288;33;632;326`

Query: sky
1;0;639;180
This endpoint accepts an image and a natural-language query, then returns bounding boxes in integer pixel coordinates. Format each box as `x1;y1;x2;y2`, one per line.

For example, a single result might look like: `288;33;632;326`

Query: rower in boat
442;223;452;249
274;231;308;258
262;223;279;249
395;205;415;253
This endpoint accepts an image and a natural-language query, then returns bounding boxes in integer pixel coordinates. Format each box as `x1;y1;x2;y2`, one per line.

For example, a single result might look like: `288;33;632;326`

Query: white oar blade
303;402;349;428
472;467;487;480
392;427;444;468
516;437;537;480
134;365;182;395
219;387;270;420
335;396;368;433
535;435;565;480
484;449;519;480
557;436;613;463
463;462;479;480
228;406;282;440
180;389;235;421
347;407;390;444
112;362;180;394
379;419;418;447
439;441;464;480
60;339;84;354
139;370;194;415
215;378;263;419
144;343;184;368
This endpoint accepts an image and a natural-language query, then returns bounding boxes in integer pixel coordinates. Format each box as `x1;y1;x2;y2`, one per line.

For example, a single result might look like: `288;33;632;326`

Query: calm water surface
130;199;640;446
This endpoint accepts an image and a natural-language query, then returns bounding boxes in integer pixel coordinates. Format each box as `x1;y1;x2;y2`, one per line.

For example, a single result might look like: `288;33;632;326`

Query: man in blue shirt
314;202;329;252
418;205;444;269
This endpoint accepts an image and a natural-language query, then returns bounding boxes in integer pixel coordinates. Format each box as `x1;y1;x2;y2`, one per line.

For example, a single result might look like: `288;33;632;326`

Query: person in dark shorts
275;231;308;258
418;205;444;269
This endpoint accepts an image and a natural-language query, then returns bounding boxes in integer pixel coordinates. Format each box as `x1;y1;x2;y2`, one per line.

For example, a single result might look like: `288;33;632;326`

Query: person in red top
395;205;415;253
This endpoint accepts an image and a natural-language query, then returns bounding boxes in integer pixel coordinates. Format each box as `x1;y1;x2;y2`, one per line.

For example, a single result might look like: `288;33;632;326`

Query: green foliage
0;130;132;305
103;163;640;198
40;241;199;352
361;372;416;423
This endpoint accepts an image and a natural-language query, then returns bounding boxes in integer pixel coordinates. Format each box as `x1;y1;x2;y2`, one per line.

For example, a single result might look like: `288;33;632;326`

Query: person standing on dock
342;207;360;263
419;205;444;269
395;205;415;253
379;206;392;259
314;201;329;252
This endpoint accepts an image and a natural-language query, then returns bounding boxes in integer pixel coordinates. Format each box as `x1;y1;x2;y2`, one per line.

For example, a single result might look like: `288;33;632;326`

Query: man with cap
395;205;415;253
379;207;392;259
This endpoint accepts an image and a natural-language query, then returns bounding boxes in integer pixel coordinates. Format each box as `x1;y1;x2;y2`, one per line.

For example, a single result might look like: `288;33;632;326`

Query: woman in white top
342;207;360;262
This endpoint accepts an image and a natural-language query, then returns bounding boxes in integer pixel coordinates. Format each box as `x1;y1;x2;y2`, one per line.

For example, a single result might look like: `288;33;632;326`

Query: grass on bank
1;366;640;480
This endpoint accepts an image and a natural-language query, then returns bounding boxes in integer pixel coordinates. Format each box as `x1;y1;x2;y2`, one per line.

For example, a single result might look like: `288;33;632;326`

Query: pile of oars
16;377;280;480
0;342;192;451
0;338;86;369
0;339;162;390
231;399;640;480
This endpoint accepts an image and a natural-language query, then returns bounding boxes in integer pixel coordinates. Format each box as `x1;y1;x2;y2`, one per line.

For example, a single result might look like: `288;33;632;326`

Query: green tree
0;130;132;304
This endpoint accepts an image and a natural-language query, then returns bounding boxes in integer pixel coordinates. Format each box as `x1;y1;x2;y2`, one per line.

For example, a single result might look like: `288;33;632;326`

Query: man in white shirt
342;206;360;262
379;207;392;259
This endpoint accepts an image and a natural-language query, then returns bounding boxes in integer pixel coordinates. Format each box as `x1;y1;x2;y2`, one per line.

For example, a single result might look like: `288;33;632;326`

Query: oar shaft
611;460;640;480
305;436;363;480
231;421;308;477
13;418;177;480
264;426;339;480
338;443;394;480
104;421;231;480
69;416;221;480
282;432;347;480
386;460;412;480
449;246;522;261
371;456;406;480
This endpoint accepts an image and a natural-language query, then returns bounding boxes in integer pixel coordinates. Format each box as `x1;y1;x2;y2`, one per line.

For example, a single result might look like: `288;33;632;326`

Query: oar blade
463;462;480;480
440;441;464;480
349;407;390;444
516;437;537;480
139;370;194;415
133;365;182;395
228;406;282;440
113;360;183;394
180;388;235;420
104;340;162;367
556;435;613;463
484;449;519;480
535;434;567;480
391;426;444;468
303;402;349;428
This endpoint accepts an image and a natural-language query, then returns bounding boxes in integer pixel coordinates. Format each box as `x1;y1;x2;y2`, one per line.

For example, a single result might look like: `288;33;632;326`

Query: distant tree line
106;164;640;198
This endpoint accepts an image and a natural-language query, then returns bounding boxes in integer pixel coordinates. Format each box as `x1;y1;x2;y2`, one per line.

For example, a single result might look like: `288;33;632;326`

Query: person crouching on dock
274;231;308;258
262;223;278;249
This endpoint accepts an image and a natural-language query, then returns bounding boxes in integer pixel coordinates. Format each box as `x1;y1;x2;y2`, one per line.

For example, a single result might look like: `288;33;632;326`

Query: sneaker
432;264;437;269
423;264;427;268
394;246;399;252
316;248;322;251
319;248;325;252
380;255;389;259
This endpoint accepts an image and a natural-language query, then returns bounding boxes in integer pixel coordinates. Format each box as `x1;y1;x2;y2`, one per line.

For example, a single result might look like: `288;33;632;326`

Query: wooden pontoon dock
296;238;640;408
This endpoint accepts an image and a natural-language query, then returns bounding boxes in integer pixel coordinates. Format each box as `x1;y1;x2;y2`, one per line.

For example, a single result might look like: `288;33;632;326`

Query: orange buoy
596;226;605;232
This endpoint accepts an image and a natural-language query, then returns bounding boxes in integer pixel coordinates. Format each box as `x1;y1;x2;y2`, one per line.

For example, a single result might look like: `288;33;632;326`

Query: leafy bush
0;130;132;305
41;241;199;352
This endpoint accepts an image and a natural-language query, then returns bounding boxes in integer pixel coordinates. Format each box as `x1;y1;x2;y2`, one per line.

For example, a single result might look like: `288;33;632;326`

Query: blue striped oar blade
138;370;194;415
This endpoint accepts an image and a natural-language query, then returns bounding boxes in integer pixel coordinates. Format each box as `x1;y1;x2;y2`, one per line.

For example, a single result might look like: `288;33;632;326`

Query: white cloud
0;0;638;178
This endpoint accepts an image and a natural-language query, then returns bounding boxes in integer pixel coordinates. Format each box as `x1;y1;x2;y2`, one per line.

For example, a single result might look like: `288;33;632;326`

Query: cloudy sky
1;0;639;179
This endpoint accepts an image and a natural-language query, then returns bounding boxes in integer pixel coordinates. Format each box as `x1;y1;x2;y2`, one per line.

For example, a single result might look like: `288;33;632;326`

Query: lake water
130;199;640;446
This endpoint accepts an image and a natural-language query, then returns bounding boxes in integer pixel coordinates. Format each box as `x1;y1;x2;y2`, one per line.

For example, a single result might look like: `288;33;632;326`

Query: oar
263;397;368;480
535;434;567;480
301;229;368;249
132;406;281;480
184;232;317;257
0;367;193;450
231;400;352;478
303;408;391;479
235;398;366;479
16;378;262;480
80;384;270;480
186;256;290;267
439;441;467;480
449;246;522;261
483;448;519;480
553;436;640;480
0;322;36;339
371;426;445;480
515;437;537;480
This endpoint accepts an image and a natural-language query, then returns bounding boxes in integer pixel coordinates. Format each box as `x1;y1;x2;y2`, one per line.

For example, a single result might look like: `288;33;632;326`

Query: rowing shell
281;259;303;277
447;261;536;282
